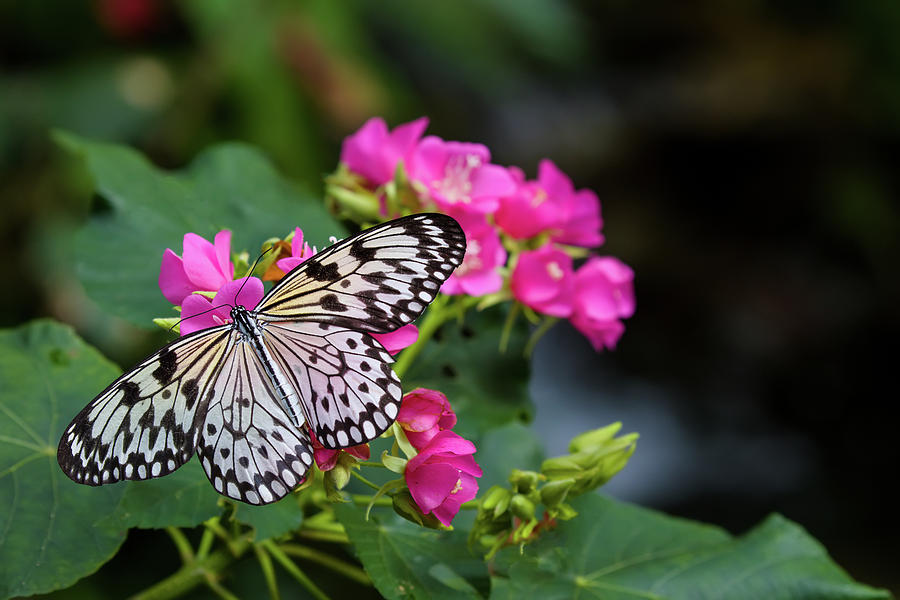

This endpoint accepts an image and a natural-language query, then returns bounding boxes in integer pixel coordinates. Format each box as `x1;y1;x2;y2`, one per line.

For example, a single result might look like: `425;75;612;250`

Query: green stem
128;537;252;600
350;469;382;492
196;525;216;561
356;461;387;468
252;544;281;600
296;529;350;544
165;527;194;565
499;302;521;353
524;317;558;357
350;494;393;507
279;543;372;586
261;540;332;600
393;294;450;378
205;580;240;600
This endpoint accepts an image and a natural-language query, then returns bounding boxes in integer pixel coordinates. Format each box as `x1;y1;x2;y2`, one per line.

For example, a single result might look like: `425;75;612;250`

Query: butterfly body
57;213;466;504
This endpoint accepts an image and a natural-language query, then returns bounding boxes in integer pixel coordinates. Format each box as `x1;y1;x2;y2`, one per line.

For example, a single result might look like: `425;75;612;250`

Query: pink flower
309;431;370;472
409;137;515;214
440;212;507;296
396;388;457;449
159;231;235;305
341;117;429;186
275;227;318;274
405;431;482;527
569;256;635;351
371;325;419;356
494;167;561;239
538;159;604;248
180;277;264;336
510;245;575;317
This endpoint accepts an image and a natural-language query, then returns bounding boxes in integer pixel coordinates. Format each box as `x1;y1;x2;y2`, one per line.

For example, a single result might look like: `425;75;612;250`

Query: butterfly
57;213;466;505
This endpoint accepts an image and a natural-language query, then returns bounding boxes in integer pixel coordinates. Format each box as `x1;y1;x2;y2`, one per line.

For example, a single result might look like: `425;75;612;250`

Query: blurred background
1;0;897;595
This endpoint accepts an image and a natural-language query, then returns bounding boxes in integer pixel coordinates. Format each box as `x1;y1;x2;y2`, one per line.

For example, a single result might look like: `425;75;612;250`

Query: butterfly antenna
167;301;233;334
235;244;275;307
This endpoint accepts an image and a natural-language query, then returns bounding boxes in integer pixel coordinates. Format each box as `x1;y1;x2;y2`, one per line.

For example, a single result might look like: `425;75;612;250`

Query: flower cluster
333;116;636;350
395;389;482;527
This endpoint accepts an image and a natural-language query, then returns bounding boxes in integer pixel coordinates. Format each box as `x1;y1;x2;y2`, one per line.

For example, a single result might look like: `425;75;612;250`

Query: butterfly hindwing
57;325;232;486
255;213;466;332
262;320;402;449
197;338;314;505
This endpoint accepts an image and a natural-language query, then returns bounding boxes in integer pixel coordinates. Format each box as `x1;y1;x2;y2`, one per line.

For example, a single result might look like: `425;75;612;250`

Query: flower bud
509;494;536;522
509;469;541;493
392;490;445;529
569;422;622;453
539;478;575;508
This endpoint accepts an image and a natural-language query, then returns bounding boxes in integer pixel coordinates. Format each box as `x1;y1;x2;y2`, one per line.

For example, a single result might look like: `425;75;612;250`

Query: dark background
1;0;897;594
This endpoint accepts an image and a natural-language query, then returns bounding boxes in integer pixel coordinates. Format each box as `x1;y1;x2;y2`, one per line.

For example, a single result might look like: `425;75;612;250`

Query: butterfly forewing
57;325;232;485
255;213;466;332
263;321;402;449
197;339;313;505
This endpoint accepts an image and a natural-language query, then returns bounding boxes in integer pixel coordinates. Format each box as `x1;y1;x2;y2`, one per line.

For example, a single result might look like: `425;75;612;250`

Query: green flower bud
481;486;510;511
539;478;575;508
392;490;444;529
569;422;622;453
509;494;536;522
509;469;541;493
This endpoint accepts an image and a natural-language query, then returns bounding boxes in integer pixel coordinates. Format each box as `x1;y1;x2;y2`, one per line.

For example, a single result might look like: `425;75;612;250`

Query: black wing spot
320;294;345;312
120;382;142;407
161;389;172;400
183;379;200;410
220;448;230;458
238;456;250;468
152;348;177;385
306;260;341;282
207;423;217;435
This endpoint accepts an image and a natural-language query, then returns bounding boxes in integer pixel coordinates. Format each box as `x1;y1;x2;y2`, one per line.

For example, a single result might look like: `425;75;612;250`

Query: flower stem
350;469;382;492
165;527;194;565
279;543;372;586
356;461;387;468
499;302;521;353
524;317;558;357
261;540;332;600
393;294;450;378
296;529;350;545
350;494;393;507
252;544;280;600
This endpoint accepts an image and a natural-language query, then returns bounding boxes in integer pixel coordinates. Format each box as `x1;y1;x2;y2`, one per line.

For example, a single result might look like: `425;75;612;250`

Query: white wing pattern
57;212;465;505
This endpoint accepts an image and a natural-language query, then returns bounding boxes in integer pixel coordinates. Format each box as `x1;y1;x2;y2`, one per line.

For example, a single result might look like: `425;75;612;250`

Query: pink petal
315;447;339;471
214;277;264;311
389;117;429;156
418;430;477;458
406;462;459;513
277;257;305;273
470;163;516;199
371;324;419;355
431;473;479;526
344;444;371;460
409;135;448;184
290;228;305;258
182;233;228;292
159;249;194;305
570;313;625;351
538;158;574;198
405;428;440;449
213;230;234;280
459;270;503;296
180;294;228;336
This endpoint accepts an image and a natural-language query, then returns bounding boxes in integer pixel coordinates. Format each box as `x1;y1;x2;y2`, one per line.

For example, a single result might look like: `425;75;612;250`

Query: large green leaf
335;503;489;600
491;494;891;600
403;306;532;438
0;320;128;599
57;132;346;328
108;460;223;530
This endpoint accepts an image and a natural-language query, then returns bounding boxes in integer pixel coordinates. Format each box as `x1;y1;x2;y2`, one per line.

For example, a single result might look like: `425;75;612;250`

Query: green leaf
108;460;223;529
404;306;532;437
335;502;489;600
57;132;346;328
0;320;128;599
492;494;890;600
234;496;305;541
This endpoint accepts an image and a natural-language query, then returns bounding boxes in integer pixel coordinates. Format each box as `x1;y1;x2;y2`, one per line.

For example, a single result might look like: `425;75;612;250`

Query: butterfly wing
254;213;466;332
197;336;314;505
262;320;402;449
57;325;232;486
